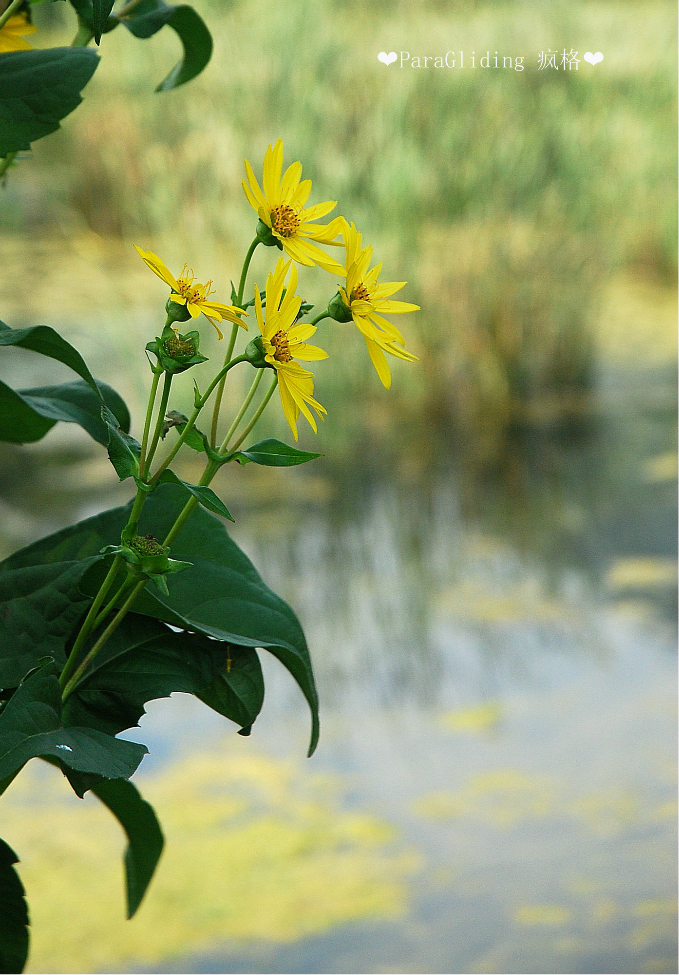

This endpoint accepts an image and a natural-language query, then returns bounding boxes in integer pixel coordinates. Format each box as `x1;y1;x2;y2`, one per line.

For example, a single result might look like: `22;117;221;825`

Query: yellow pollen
351;282;370;302
271;205;300;238
271;330;293;362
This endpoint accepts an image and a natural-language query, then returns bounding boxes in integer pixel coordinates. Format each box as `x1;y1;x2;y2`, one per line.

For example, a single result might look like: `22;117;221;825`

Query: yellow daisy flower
254;257;328;441
243;139;344;274
0;11;36;53
135;246;247;339
336;220;419;389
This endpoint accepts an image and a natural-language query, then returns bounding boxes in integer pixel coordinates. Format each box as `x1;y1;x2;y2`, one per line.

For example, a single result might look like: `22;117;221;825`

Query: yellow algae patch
566;790;638;835
514;904;571;926
412;769;556;828
3;747;419;975
643;452;678;483
605;558;678;591
634;899;678;920
435;579;573;625
437;702;502;734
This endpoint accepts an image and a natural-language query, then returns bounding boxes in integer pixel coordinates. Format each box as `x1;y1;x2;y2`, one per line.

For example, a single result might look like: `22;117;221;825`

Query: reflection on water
0;298;676;973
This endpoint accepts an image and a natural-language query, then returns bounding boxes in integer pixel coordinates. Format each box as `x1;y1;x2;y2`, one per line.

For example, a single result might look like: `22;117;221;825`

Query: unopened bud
165;294;192;325
327;291;353;324
256;218;283;250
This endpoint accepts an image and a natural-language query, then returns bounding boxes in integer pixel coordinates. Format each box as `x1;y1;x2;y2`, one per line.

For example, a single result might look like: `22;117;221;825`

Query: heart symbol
584;52;604;65
378;51;397;66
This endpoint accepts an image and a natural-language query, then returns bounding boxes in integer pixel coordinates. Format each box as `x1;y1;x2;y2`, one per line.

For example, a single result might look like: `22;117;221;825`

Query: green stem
227;374;278;453
162;373;276;548
61;580;146;701
210;238;260;447
0;153;15;181
138;366;162;474
91;574;136;630
219;370;263;451
71;14;94;46
143;371;172;478
58;554;123;690
149;355;248;484
0;0;23;31
308;310;330;327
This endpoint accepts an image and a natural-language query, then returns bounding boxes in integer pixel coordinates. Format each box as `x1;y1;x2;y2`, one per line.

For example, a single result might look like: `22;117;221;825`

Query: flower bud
165;294;192;325
256;218;283;250
327;291;354;324
146;330;208;374
243;335;273;369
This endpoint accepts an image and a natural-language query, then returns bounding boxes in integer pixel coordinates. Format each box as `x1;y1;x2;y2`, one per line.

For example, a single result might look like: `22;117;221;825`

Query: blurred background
0;0;677;972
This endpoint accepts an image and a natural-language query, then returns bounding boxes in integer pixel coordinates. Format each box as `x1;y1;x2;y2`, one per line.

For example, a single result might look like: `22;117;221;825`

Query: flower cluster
136;139;419;441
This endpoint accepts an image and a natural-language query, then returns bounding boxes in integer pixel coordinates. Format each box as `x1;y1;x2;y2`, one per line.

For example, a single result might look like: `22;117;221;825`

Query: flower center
350;282;370;303
129;534;166;558
271;330;293;362
271;205;300;239
164;335;196;359
176;266;213;304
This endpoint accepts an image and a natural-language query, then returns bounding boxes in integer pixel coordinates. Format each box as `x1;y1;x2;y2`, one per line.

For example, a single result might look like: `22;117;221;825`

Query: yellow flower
0;11;36;53
337;220;419;389
135;246;247;339
254;257;328;441
243;139;344;274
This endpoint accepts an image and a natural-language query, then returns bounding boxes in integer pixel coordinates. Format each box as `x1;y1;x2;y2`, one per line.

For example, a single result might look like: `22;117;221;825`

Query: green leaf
91;778;163;918
0;320;100;396
10;485;320;755
0;48;99;156
0;662;147;786
0;557;101;688
231;438;322;467
0;379;130;446
196;646;264;733
176;419;206;452
118;0;212;91
154;470;234;521
92;0;115;43
61;612;233;736
102;405;140;480
0;838;29;975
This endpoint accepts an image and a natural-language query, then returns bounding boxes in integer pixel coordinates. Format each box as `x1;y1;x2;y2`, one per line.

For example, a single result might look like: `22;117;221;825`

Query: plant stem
163;374;277;548
210;238;260;446
0;153;15;181
226;374;278;453
0;0;23;31
219;370;263;451
71;14;94;46
61;580;146;701
138;366;162;474
150;354;248;483
143;371;172;478
308;310;330;327
58;554;123;690
91;574;136;630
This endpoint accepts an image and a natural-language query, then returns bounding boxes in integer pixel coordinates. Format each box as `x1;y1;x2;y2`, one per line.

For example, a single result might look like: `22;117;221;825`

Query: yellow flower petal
134;245;180;291
364;337;392;389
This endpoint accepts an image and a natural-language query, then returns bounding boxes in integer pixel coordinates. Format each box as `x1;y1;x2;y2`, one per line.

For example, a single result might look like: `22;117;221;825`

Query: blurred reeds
1;0;676;469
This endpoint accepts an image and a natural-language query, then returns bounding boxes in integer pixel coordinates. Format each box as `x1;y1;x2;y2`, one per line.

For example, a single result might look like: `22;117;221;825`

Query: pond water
0;337;676;973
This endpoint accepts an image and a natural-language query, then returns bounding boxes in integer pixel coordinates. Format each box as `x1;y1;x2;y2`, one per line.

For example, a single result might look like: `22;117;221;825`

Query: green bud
165;294;192;325
327;291;354;324
146;330;208;375
256;218;283;250
101;536;192;592
243;335;273;369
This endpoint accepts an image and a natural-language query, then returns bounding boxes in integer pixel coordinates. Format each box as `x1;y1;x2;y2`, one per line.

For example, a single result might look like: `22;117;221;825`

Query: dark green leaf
196;646;264;732
91;778;163;917
155;470;234;521
0;663;147;785
118;0;212;90
0;48;98;156
92;0;115;43
0;320;100;396
11;485;320;754
231;438;322;467
0;557;101;687
62;613;231;736
0;379;130;446
176;419;206;452
102;405;140;480
0;838;29;975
